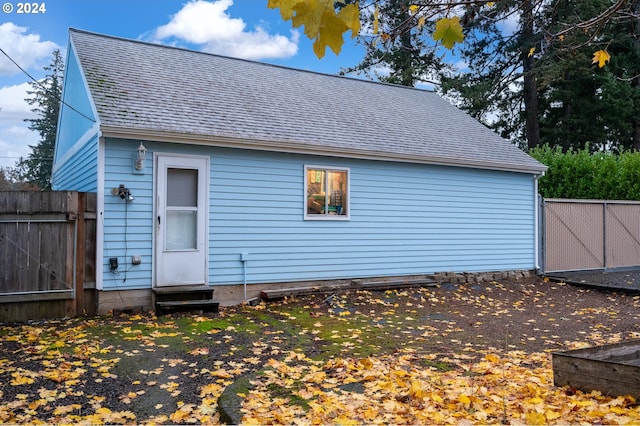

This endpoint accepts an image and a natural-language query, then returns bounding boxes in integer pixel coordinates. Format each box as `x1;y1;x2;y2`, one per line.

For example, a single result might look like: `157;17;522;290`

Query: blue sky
0;0;366;168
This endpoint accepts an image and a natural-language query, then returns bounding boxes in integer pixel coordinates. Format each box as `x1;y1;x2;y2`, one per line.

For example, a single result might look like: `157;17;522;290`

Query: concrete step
153;285;218;314
156;299;219;314
153;285;214;295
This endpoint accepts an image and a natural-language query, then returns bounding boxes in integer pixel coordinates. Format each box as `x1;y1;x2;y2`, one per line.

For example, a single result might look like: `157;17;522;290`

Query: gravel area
545;269;640;293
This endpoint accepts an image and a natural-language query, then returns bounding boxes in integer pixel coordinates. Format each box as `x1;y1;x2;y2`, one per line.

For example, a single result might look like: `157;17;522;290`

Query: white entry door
155;155;208;286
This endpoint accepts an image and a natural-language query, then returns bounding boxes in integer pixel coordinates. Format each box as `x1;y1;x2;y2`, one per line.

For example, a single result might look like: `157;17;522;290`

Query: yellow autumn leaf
546;410;562;420
53;404;81;416
359;357;374;369
269;0;360;58
487;1;495;6
200;383;221;396
189;347;209;355
290;0;331;40
169;404;195;423
526;411;546;425
485;353;500;363
210;368;233;378
417;16;426;30
10;372;35;385
592;49;611;68
373;4;379;34
458;394;472;408
338;3;360;37
528;47;536;57
267;0;297;20
433;17;465;49
409;5;419;15
409;380;428;399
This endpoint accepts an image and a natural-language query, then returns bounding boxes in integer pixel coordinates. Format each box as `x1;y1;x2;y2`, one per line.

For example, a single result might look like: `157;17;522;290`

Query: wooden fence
0;191;96;322
543;199;640;272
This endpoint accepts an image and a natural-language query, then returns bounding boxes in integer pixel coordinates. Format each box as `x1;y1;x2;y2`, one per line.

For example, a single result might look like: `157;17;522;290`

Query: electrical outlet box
131;255;142;265
109;257;118;271
241;252;250;261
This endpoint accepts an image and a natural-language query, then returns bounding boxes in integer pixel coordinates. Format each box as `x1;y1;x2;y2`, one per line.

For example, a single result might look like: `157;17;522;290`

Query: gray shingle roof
69;29;546;174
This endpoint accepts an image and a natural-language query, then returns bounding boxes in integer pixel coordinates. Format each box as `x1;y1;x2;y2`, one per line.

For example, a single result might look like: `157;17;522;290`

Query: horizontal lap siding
100;142;535;290
52;135;98;191
210;151;535;285
102;139;154;290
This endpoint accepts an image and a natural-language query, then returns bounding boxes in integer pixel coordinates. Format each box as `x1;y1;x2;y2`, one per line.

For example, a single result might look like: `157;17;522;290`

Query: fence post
75;192;85;316
603;202;607;270
64;191;77;318
539;196;546;273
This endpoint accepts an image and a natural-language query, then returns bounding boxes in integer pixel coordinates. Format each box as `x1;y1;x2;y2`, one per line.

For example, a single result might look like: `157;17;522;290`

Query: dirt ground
546;269;640;293
2;275;640;423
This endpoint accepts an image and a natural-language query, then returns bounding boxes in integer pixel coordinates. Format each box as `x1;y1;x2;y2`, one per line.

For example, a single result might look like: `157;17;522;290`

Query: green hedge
529;145;640;200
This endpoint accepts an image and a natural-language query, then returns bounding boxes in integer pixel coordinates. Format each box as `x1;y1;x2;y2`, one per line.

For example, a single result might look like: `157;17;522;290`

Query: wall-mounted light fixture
134;142;147;171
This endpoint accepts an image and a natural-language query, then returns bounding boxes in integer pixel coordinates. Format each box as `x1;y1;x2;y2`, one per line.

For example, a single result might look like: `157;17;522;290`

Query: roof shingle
69;29;546;174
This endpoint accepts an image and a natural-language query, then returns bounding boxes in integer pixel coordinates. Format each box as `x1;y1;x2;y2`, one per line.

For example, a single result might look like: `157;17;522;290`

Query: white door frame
153;153;209;287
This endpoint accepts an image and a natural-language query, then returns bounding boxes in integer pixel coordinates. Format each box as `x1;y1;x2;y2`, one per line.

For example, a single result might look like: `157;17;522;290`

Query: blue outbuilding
53;29;547;312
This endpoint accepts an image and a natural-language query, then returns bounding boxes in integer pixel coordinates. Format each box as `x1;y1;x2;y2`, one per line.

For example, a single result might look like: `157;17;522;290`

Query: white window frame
304;165;350;221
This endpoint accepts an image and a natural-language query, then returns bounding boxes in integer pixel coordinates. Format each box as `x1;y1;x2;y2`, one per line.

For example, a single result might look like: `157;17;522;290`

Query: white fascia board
52;122;100;174
100;126;548;176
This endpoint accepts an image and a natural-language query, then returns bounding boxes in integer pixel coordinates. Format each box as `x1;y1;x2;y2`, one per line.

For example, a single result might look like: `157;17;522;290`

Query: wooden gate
0;191;96;321
543;199;640;273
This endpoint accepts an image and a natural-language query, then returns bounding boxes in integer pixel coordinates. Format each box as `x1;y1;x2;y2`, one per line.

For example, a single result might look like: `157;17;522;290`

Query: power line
0;156;53;160
0;47;97;124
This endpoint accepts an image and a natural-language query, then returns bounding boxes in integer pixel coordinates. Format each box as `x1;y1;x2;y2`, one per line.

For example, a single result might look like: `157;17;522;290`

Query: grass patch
266;383;311;411
268;304;405;358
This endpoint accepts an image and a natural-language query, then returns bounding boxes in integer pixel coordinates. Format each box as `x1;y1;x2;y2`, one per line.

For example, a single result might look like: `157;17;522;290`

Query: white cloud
453;60;469;72
152;0;298;60
0;23;59;76
0;82;38;168
0;82;36;121
0;126;37;168
497;14;520;36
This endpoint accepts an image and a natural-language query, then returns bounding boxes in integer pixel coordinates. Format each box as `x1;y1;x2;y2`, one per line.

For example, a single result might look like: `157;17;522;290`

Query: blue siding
52;133;98;191
100;140;536;290
209;151;535;285
102;139;154;290
52;43;98;191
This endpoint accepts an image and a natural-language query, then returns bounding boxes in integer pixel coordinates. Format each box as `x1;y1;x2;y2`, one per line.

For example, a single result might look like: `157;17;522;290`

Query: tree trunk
399;27;414;86
522;0;541;149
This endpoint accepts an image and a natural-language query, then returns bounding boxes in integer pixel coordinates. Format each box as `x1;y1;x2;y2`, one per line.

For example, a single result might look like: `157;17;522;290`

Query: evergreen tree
441;0;640;151
271;0;640;151
17;49;64;190
342;1;450;87
439;0;546;148
536;0;640;151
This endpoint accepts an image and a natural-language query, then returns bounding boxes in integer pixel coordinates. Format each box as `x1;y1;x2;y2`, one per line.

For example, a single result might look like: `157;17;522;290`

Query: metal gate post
540;196;546;273
603;202;607;270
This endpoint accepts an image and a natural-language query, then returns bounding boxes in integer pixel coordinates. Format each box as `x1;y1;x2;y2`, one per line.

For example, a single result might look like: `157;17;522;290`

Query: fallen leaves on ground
242;350;640;424
2;278;640;424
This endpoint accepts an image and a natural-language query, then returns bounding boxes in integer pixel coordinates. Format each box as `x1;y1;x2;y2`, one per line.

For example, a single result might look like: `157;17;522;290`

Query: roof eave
100;125;548;175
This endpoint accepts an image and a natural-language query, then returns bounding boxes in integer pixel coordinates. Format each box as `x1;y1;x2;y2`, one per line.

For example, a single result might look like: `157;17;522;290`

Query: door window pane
168;168;197;207
166;210;197;250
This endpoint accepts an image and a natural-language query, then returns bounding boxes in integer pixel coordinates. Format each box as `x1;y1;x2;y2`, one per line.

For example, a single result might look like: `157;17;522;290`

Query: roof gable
68;29;545;174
